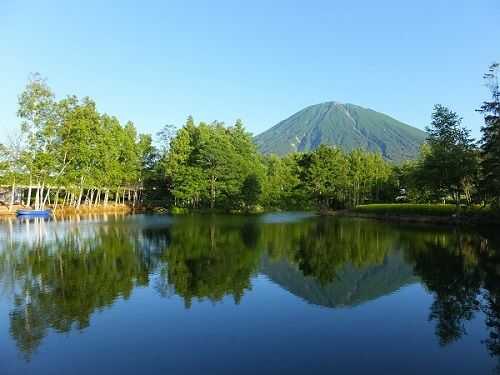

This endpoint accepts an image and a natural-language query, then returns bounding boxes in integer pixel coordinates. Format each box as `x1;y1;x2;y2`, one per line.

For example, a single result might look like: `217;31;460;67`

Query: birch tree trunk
34;182;40;210
75;176;84;210
92;189;97;207
54;188;60;212
89;189;94;207
77;188;83;209
42;187;51;208
8;182;15;212
39;184;45;209
84;189;90;206
26;176;32;208
62;190;68;208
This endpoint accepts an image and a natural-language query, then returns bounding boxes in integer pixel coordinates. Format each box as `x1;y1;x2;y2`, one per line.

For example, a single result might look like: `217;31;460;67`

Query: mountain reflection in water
0;213;499;373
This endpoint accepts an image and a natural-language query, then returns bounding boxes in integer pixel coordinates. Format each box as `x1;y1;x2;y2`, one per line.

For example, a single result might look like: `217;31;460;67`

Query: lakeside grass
352;203;497;219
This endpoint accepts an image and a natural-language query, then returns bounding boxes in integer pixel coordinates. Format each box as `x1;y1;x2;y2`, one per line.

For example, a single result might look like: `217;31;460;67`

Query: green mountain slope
254;102;427;162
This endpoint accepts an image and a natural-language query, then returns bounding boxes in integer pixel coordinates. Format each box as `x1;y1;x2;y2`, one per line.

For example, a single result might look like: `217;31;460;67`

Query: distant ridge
254;102;427;162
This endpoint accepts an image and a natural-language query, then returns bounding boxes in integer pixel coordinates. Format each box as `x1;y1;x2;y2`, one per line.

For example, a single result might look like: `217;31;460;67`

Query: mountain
254;101;427;162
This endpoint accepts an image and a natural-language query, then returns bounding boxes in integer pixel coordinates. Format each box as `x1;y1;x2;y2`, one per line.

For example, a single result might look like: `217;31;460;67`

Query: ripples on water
0;213;499;374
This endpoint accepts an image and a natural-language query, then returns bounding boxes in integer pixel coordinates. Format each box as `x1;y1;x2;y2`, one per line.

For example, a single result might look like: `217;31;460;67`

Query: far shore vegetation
351;203;500;224
1;63;499;220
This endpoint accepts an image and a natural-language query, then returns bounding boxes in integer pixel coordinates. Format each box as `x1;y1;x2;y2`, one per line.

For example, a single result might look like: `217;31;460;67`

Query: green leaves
417;105;479;204
479;63;500;205
241;173;262;209
164;118;264;210
296;145;393;209
14;75;148;197
11;70;499;212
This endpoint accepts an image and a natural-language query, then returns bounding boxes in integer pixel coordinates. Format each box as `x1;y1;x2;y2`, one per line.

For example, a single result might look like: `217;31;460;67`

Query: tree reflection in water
0;214;499;364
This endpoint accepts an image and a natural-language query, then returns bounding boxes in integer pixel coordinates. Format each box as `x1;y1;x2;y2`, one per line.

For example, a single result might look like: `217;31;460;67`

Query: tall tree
420;105;478;205
298;145;349;209
478;63;500;206
17;73;60;209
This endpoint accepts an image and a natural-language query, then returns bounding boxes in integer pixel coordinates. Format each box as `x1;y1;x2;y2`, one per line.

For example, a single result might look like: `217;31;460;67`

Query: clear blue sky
1;0;498;142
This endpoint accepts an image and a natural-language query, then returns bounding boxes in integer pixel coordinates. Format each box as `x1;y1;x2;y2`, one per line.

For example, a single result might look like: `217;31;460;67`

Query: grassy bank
348;203;499;224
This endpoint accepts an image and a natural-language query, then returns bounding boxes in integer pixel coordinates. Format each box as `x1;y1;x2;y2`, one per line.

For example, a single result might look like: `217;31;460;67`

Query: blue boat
16;209;52;217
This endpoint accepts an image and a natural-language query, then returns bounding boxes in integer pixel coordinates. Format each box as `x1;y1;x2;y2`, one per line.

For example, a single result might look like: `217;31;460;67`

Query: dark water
0;213;499;374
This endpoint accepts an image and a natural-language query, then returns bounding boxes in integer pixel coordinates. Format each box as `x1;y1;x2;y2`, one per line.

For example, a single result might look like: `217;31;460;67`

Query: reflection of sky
0;216;102;247
259;211;316;224
0;214;174;254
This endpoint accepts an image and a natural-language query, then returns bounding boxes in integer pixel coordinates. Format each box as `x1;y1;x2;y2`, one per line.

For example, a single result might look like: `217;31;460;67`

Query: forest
1;63;499;213
0;73;154;211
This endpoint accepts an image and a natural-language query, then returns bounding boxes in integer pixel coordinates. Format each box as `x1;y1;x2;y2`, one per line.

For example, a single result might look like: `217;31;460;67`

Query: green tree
164;118;264;210
478;63;500;206
298;145;349;209
0;136;25;210
420;105;478;205
240;173;262;210
14;75;148;210
17;73;60;209
261;154;302;209
295;146;392;209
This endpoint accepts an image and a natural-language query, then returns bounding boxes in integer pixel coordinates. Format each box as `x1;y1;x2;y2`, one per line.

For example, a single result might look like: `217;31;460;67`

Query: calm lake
0;213;499;374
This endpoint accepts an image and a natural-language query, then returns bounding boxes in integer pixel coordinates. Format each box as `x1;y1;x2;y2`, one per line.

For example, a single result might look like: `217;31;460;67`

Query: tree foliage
478;63;500;205
163;117;264;210
418;105;478;204
3;65;500;212
1;74;152;209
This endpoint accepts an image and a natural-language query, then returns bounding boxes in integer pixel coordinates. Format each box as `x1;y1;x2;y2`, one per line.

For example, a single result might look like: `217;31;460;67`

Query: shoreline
2;204;499;226
326;210;500;225
0;204;135;217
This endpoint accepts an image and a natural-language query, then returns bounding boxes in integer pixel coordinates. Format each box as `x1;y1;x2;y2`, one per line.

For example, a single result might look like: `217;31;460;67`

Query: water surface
0;213;499;374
